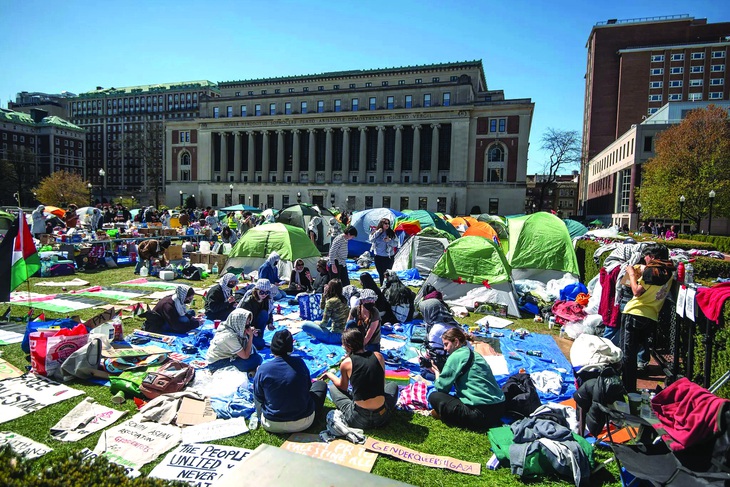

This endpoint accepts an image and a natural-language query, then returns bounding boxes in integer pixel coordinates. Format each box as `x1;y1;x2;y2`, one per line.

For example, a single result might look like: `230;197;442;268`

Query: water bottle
685;261;694;284
548;316;556;330
559;325;566;339
211;262;219;274
640;389;652;419
249;413;259;430
140;265;149;277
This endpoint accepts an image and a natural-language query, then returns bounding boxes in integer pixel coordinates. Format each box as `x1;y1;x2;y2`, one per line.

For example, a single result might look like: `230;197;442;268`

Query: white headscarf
172;285;193;316
218;308;253;342
266;251;280;266
218;272;237;299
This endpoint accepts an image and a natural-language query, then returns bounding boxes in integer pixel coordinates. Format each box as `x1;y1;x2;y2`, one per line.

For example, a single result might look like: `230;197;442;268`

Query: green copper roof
0;109;35;126
79;80;219;97
40;116;84;131
0;109;83;132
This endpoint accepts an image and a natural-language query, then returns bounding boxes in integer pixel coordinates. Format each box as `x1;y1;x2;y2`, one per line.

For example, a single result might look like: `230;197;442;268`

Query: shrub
679;234;730;254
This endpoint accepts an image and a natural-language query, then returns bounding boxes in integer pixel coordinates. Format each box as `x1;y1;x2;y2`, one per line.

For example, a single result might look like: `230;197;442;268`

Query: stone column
292;129;300;183
276;129;285;183
324;127;334;183
341;127;350;183
376;125;385;183
412;124;421;184
394;125;403;183
233;131;241;182
358;126;367;183
261;130;270;182
430;123;440;183
220;132;228;176
247;131;255;182
308;128;316;183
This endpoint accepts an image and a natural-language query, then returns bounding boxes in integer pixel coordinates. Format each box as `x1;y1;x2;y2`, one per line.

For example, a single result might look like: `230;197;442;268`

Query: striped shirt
328;234;349;267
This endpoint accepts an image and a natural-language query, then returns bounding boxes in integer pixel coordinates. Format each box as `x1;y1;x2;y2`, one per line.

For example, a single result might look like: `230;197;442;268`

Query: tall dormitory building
164;60;534;215
581;15;730;217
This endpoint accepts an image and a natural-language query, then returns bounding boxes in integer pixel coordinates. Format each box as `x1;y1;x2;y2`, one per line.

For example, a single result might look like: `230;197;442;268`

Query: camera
419;356;433;368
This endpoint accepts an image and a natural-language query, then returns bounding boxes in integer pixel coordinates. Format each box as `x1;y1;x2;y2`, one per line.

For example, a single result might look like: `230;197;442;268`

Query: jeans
301;322;342;345
329;263;350;287
208;350;262;373
428;391;505;430
603;324;621;347
373;255;394;286
252;309;271;350
620;313;655;393
328;382;398;429
254;380;328;433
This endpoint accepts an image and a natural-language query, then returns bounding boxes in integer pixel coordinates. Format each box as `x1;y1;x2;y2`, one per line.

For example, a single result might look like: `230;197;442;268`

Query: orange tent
449;217;471;230
43;206;67;218
463;221;499;242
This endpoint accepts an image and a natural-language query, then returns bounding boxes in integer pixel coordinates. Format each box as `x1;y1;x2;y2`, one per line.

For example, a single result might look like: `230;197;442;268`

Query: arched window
180;152;191;166
486;143;505;182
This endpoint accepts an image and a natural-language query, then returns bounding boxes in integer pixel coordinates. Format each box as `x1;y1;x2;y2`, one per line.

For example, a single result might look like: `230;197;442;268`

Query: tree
184;195;197;210
537;128;581;211
33;171;92;207
127;116;164;207
0;147;34;206
639;105;730;231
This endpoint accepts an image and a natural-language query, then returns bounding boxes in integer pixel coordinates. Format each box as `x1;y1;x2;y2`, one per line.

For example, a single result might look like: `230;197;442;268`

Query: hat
359;288;377;303
255;278;271;291
270;329;293;355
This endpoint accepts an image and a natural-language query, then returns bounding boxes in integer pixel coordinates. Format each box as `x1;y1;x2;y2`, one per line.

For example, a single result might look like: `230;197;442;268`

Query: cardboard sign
280;433;378;473
181;417;249;444
0;357;24;380
176;397;216;426
0;330;25;346
101;344;169;358
83;308;117;330
78;448;140;478
0;431;52;459
51;397;127;442
364;437;481;476
0;374;84;424
149;443;252;486
94;415;181;469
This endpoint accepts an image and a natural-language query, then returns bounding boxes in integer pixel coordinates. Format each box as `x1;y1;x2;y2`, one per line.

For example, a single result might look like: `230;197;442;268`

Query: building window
649;94;662;102
289;88;295;93
334;99;341;112
418;197;428;210
711;64;725;72
369;97;376;110
255;104;261;116
398;80;405;85
651;54;664;62
248;91;254;96
269;103;276;115
261;90;267;95
668;93;682;101
671;53;684;61
670;67;684;74
486;143;505;182
275;89;280;94
423;94;431;107
669;80;683;87
181;152;191;166
364;196;373;208
648;107;659;115
643;136;653;152
365;82;372;88
351;99;358;111
400;197;409;211
690;79;704;87
381;81;388;87
213;107;220;118
349;83;356;89
691;52;705;60
709;92;724;100
649;81;663;89
301;101;307;114
650;68;664;76
303;87;309;92
317;100;324;113
689;92;703;101
285;102;292;115
241;105;247;117
226;106;233;117
211;194;218;207
710;78;724;86
712;51;726;59
333;84;339;90
442;92;450;106
691;66;704;73
405;95;412;109
317;86;324;91
432;77;440;83
386;96;394;109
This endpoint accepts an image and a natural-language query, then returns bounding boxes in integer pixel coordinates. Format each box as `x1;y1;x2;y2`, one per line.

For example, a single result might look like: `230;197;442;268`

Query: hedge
678;234;730;254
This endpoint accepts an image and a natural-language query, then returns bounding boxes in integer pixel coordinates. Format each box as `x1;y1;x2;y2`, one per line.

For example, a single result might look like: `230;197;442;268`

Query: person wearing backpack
207;309;262;373
426;327;505;430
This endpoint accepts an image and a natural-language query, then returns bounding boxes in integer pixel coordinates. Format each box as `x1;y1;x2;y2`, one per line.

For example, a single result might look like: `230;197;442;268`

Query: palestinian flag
0;211;41;302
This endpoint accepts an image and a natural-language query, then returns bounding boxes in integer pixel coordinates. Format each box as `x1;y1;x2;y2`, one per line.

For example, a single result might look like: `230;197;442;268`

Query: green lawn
0;266;624;486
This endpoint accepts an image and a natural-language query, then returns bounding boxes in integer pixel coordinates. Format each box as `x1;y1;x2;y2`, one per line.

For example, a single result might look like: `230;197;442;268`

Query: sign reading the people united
149;443;252;486
364;437;481;475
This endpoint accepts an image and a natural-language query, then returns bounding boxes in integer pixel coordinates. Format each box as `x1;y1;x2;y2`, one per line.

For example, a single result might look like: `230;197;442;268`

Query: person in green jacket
426;327;505;430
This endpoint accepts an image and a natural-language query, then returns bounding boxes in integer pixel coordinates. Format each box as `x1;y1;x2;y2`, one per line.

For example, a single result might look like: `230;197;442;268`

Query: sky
1;0;728;174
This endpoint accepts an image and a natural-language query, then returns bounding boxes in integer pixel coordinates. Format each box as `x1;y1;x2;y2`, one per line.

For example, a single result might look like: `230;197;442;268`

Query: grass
0;266;624;486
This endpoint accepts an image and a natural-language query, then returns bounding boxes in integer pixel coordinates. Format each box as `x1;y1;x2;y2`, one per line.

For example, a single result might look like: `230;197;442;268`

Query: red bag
29;324;89;378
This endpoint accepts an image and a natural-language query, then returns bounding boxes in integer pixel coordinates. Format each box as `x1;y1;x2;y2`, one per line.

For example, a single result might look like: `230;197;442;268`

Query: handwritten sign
51;397;127;442
0;431;52;459
0;374;83;424
0;330;24;346
181;417;249;444
78;448;140;478
280;433;378;473
149;443;252;486
93;414;181;469
0;358;24;380
364;437;481;476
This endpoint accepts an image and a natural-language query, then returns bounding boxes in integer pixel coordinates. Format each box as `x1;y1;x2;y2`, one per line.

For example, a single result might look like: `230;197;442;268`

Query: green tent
225;223;321;274
398;210;461;239
276;204;337;252
417;225;458;242
563;219;588;238
0;210;15;235
506;212;580;281
421;236;521;317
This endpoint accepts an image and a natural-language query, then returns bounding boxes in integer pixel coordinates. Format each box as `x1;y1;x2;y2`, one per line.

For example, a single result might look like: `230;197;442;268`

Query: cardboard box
161;229;178;237
189;252;206;264
39;234;55;245
208;253;228;271
164;245;183;261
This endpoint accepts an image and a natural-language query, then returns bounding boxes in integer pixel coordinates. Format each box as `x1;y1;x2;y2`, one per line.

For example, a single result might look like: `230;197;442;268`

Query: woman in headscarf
382;270;415;323
205;273;239;321
31;205;47;238
207;308;262;373
301;279;349;344
258;251;286;299
368;218;397;285
144;285;200;334
359;273;397;324
347;288;382;352
420;296;461;371
91;208;103;232
283;258;313;295
342;284;360;308
239;279;275;350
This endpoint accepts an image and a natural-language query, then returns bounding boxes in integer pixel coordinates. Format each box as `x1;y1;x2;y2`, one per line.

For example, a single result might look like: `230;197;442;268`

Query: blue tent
348;208;406;256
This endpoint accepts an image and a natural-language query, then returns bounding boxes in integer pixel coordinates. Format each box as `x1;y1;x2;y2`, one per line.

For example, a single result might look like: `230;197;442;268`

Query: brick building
525;172;580;218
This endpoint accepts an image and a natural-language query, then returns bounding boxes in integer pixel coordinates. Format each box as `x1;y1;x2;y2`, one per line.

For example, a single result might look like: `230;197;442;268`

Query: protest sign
281;432;378;473
0;330;24;346
78;448;141;478
51;397;127;442
0;357;24;380
93;414;181;469
0;374;83;424
181;417;249;444
364;437;481;476
0;431;52;459
149;443;252;486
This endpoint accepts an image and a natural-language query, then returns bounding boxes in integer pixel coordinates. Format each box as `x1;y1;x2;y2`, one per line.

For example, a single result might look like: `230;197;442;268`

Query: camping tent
463;221;500;243
348;208;405;257
224;223;321;276
391;232;449;278
276;204;336;252
506;212;580;281
220;204;262;213
419;236;521;317
563;219;588;239
0;210;15;236
398;210;461;240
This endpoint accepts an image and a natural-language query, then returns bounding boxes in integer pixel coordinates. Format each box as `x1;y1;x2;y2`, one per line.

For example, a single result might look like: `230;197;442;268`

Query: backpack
501;372;541;418
181;265;202;281
139;359;195;399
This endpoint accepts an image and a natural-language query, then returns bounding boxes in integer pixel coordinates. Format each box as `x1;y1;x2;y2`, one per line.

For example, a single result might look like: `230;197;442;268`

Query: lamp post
179;190;183;208
708;190;716;235
98;168;105;204
330;193;335;208
679;195;685;235
436;198;441;212
87;183;93;206
229;184;234;206
637;202;642;231
248;196;252;209
297;192;301;203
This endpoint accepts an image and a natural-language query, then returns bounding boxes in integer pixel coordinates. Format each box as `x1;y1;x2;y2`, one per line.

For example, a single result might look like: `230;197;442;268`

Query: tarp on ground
397;210;461;240
506;212;580;281
348;208;405;257
225;223;321;275
563;219;588;239
418;236;520;317
276;204;336;252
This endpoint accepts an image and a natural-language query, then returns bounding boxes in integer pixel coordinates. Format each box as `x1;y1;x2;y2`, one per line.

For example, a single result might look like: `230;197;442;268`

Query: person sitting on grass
426;327;505;431
252;329;327;433
204;273;239;321
347;288;381;352
238;279;275;350
324;328;398;429
359;273;398;324
301;279;349;344
206;308;262;373
311;258;331;294
283;258;313;295
143;285;200;334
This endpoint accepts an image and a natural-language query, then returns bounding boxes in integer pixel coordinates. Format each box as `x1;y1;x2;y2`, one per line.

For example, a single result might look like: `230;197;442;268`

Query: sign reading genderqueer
0;374;83;424
149;443;252;486
364;437;481;476
281;433;378;473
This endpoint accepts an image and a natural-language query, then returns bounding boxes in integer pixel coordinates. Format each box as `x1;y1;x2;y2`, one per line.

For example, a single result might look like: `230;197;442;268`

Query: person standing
328;226;357;287
368;218;397;285
31;205;47;238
